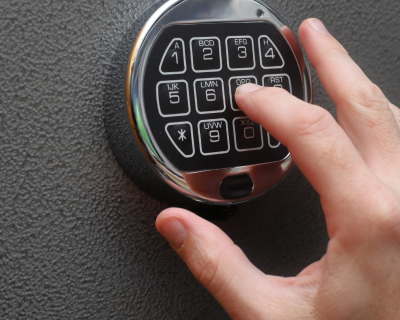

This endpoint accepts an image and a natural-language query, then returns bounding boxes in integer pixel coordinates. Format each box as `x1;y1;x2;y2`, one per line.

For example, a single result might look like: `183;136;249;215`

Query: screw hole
257;9;264;17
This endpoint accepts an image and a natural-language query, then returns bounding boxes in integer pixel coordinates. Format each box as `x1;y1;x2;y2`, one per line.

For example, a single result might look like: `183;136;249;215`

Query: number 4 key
258;35;285;69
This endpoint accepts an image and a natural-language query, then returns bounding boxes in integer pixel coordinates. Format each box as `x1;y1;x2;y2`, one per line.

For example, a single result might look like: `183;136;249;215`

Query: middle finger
299;19;400;176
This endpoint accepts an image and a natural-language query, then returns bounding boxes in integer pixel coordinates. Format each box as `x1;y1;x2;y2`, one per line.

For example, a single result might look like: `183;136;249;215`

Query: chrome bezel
126;0;312;204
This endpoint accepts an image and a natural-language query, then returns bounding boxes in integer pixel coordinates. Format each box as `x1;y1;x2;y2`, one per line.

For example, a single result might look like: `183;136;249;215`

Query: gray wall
1;0;399;319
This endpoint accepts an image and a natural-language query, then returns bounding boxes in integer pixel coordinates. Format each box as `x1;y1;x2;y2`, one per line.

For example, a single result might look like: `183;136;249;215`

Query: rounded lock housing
126;0;312;204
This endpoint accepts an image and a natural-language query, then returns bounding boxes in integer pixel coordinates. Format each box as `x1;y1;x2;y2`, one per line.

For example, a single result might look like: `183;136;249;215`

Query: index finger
235;85;381;228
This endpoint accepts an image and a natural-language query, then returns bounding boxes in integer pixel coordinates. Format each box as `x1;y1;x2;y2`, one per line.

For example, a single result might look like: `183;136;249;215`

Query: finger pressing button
229;76;257;111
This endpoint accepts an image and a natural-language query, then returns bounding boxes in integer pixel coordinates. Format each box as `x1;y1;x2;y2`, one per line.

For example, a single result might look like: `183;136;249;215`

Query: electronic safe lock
126;0;312;204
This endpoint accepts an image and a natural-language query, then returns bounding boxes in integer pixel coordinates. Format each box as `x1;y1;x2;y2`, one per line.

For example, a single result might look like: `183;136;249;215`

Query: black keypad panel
144;22;303;172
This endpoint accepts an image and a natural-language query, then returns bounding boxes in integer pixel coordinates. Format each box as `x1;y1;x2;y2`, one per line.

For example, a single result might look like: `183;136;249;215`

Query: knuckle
250;87;288;123
359;185;400;237
350;82;389;113
295;107;336;139
390;104;400;125
374;193;400;232
315;46;349;70
327;46;349;60
194;248;223;292
257;86;288;101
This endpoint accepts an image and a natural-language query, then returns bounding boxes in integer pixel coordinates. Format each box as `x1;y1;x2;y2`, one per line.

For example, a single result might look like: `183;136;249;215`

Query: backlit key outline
165;121;195;158
193;77;226;115
198;118;230;156
159;38;187;75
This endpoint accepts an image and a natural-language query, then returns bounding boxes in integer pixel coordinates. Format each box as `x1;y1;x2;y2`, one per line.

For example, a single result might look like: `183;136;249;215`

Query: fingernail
236;83;262;94
159;218;187;249
308;18;331;36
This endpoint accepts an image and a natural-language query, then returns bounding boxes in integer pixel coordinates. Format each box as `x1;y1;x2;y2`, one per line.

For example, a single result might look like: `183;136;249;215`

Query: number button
190;37;222;73
258;35;284;69
198;119;230;155
157;80;190;117
165;122;195;158
233;117;264;152
159;38;187;75
268;133;281;149
229;76;257;111
262;74;292;93
194;78;226;114
225;36;255;70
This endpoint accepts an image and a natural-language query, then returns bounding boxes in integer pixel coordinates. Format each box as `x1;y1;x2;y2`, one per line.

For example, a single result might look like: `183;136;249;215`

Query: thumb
156;208;297;319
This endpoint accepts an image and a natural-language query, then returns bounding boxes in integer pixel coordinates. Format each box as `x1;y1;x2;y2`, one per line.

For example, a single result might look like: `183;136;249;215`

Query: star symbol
178;129;186;141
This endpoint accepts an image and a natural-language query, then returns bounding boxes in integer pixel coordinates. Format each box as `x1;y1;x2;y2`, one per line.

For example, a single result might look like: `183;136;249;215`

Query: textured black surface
1;0;400;319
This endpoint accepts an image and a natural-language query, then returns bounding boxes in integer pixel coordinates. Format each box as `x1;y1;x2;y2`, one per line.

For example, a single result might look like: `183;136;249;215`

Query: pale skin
156;18;400;319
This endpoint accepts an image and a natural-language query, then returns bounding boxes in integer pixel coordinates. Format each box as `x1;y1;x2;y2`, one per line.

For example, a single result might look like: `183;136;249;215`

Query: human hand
156;18;400;319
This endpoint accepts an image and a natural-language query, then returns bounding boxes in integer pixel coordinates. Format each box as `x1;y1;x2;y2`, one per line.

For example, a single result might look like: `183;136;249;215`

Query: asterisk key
178;129;186;141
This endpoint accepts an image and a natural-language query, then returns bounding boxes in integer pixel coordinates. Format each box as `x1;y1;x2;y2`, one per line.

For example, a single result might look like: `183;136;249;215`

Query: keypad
144;22;303;172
